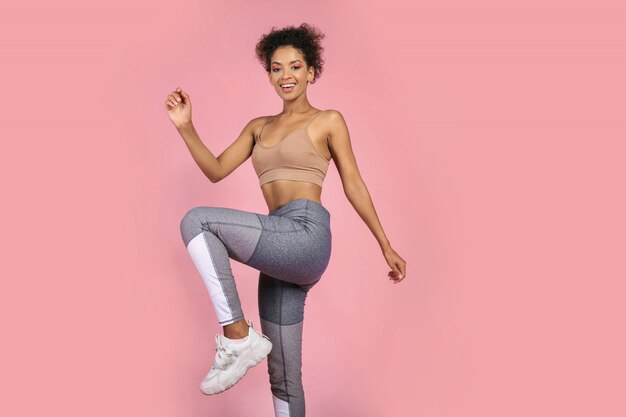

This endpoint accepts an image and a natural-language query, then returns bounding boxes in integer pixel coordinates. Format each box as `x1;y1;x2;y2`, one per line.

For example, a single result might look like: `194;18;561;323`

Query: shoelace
212;334;239;371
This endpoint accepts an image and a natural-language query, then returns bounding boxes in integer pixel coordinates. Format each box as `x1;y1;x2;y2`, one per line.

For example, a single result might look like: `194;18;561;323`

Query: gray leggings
180;198;332;417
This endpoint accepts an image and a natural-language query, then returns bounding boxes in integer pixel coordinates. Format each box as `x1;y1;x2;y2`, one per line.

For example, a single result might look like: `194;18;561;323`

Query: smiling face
269;45;315;98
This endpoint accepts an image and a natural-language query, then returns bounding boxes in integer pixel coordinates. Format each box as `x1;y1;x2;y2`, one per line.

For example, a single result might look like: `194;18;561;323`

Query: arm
177;118;259;183
326;110;407;282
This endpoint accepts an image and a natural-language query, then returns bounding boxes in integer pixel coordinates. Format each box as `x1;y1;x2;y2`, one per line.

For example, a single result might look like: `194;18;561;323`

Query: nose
280;68;294;80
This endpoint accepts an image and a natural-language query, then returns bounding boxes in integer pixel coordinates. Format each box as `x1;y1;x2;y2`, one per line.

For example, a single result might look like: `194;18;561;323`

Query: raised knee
180;206;207;247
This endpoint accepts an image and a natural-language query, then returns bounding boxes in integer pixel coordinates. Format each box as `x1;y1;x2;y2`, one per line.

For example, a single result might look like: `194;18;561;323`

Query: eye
272;66;301;72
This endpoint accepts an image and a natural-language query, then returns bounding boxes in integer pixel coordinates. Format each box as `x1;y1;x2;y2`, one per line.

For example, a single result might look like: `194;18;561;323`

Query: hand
383;246;406;284
165;87;192;128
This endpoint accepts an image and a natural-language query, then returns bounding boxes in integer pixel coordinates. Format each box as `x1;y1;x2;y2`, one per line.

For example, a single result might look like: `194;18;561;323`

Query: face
269;45;315;98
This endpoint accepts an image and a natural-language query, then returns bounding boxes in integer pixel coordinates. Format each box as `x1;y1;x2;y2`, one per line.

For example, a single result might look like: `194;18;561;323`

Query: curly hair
255;23;326;84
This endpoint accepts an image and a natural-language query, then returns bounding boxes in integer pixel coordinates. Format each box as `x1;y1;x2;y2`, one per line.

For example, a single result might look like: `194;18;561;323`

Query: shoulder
318;109;344;121
249;115;272;126
321;109;347;126
241;115;271;137
319;109;349;136
322;109;343;117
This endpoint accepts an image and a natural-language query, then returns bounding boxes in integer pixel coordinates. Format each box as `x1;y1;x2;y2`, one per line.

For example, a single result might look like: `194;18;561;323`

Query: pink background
1;0;625;416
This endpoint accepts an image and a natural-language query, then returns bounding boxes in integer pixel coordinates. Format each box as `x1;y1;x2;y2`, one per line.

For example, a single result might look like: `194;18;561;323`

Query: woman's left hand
383;246;406;284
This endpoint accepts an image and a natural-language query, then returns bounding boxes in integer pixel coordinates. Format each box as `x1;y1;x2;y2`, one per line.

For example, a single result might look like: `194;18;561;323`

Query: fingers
174;87;189;103
388;269;403;284
167;92;183;107
164;87;189;110
394;255;407;282
164;93;179;110
179;87;190;100
393;268;403;283
387;260;406;284
166;95;177;109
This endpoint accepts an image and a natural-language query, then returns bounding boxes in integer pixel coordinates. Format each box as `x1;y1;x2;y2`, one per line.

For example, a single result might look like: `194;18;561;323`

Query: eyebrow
271;60;303;65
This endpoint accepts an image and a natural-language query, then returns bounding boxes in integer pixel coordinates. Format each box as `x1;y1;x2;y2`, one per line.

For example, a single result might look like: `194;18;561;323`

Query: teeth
281;84;295;87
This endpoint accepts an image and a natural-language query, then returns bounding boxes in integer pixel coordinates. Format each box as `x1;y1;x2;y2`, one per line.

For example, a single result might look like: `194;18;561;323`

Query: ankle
223;320;250;339
224;332;249;340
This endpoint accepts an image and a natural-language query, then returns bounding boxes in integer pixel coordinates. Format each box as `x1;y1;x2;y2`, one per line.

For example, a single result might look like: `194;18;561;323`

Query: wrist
175;120;194;131
380;240;392;253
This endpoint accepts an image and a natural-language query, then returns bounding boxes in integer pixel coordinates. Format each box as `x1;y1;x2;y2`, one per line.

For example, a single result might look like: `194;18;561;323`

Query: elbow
206;164;224;183
344;179;366;197
203;170;221;183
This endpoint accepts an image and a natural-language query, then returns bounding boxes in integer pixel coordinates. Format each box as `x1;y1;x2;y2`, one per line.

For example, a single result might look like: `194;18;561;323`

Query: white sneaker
200;319;273;395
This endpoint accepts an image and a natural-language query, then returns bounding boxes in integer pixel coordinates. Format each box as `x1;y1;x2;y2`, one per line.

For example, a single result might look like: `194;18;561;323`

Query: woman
165;23;406;417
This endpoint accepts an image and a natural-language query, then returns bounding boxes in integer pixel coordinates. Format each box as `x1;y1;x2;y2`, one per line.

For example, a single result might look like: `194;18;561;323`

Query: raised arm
326;109;407;283
166;87;261;183
176;117;261;183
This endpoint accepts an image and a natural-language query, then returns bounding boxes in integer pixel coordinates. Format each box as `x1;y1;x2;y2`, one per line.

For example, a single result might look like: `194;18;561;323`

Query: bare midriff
261;180;323;213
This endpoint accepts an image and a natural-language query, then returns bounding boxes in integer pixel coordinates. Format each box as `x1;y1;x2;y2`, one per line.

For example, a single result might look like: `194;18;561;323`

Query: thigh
180;205;264;264
258;271;309;324
247;213;331;285
181;205;326;285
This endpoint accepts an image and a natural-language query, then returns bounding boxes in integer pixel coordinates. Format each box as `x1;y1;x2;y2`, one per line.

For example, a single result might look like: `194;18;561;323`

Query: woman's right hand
165;87;192;128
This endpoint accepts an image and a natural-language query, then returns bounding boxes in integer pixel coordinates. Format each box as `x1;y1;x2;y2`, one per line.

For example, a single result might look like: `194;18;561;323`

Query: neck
281;94;314;115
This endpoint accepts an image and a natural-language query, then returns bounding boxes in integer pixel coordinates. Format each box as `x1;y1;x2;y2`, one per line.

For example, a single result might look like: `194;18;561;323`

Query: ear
308;66;315;82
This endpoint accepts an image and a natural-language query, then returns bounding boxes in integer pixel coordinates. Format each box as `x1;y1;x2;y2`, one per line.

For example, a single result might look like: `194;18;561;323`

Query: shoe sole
200;335;273;395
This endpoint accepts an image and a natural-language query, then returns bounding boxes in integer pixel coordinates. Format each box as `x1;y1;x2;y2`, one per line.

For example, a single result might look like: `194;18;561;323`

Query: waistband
269;198;331;225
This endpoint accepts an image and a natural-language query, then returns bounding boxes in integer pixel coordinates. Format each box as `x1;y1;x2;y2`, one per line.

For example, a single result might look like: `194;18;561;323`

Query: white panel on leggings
272;394;290;417
187;233;233;325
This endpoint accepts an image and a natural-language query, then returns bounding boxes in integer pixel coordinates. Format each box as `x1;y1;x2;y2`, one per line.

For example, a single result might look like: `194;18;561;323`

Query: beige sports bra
251;111;330;188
